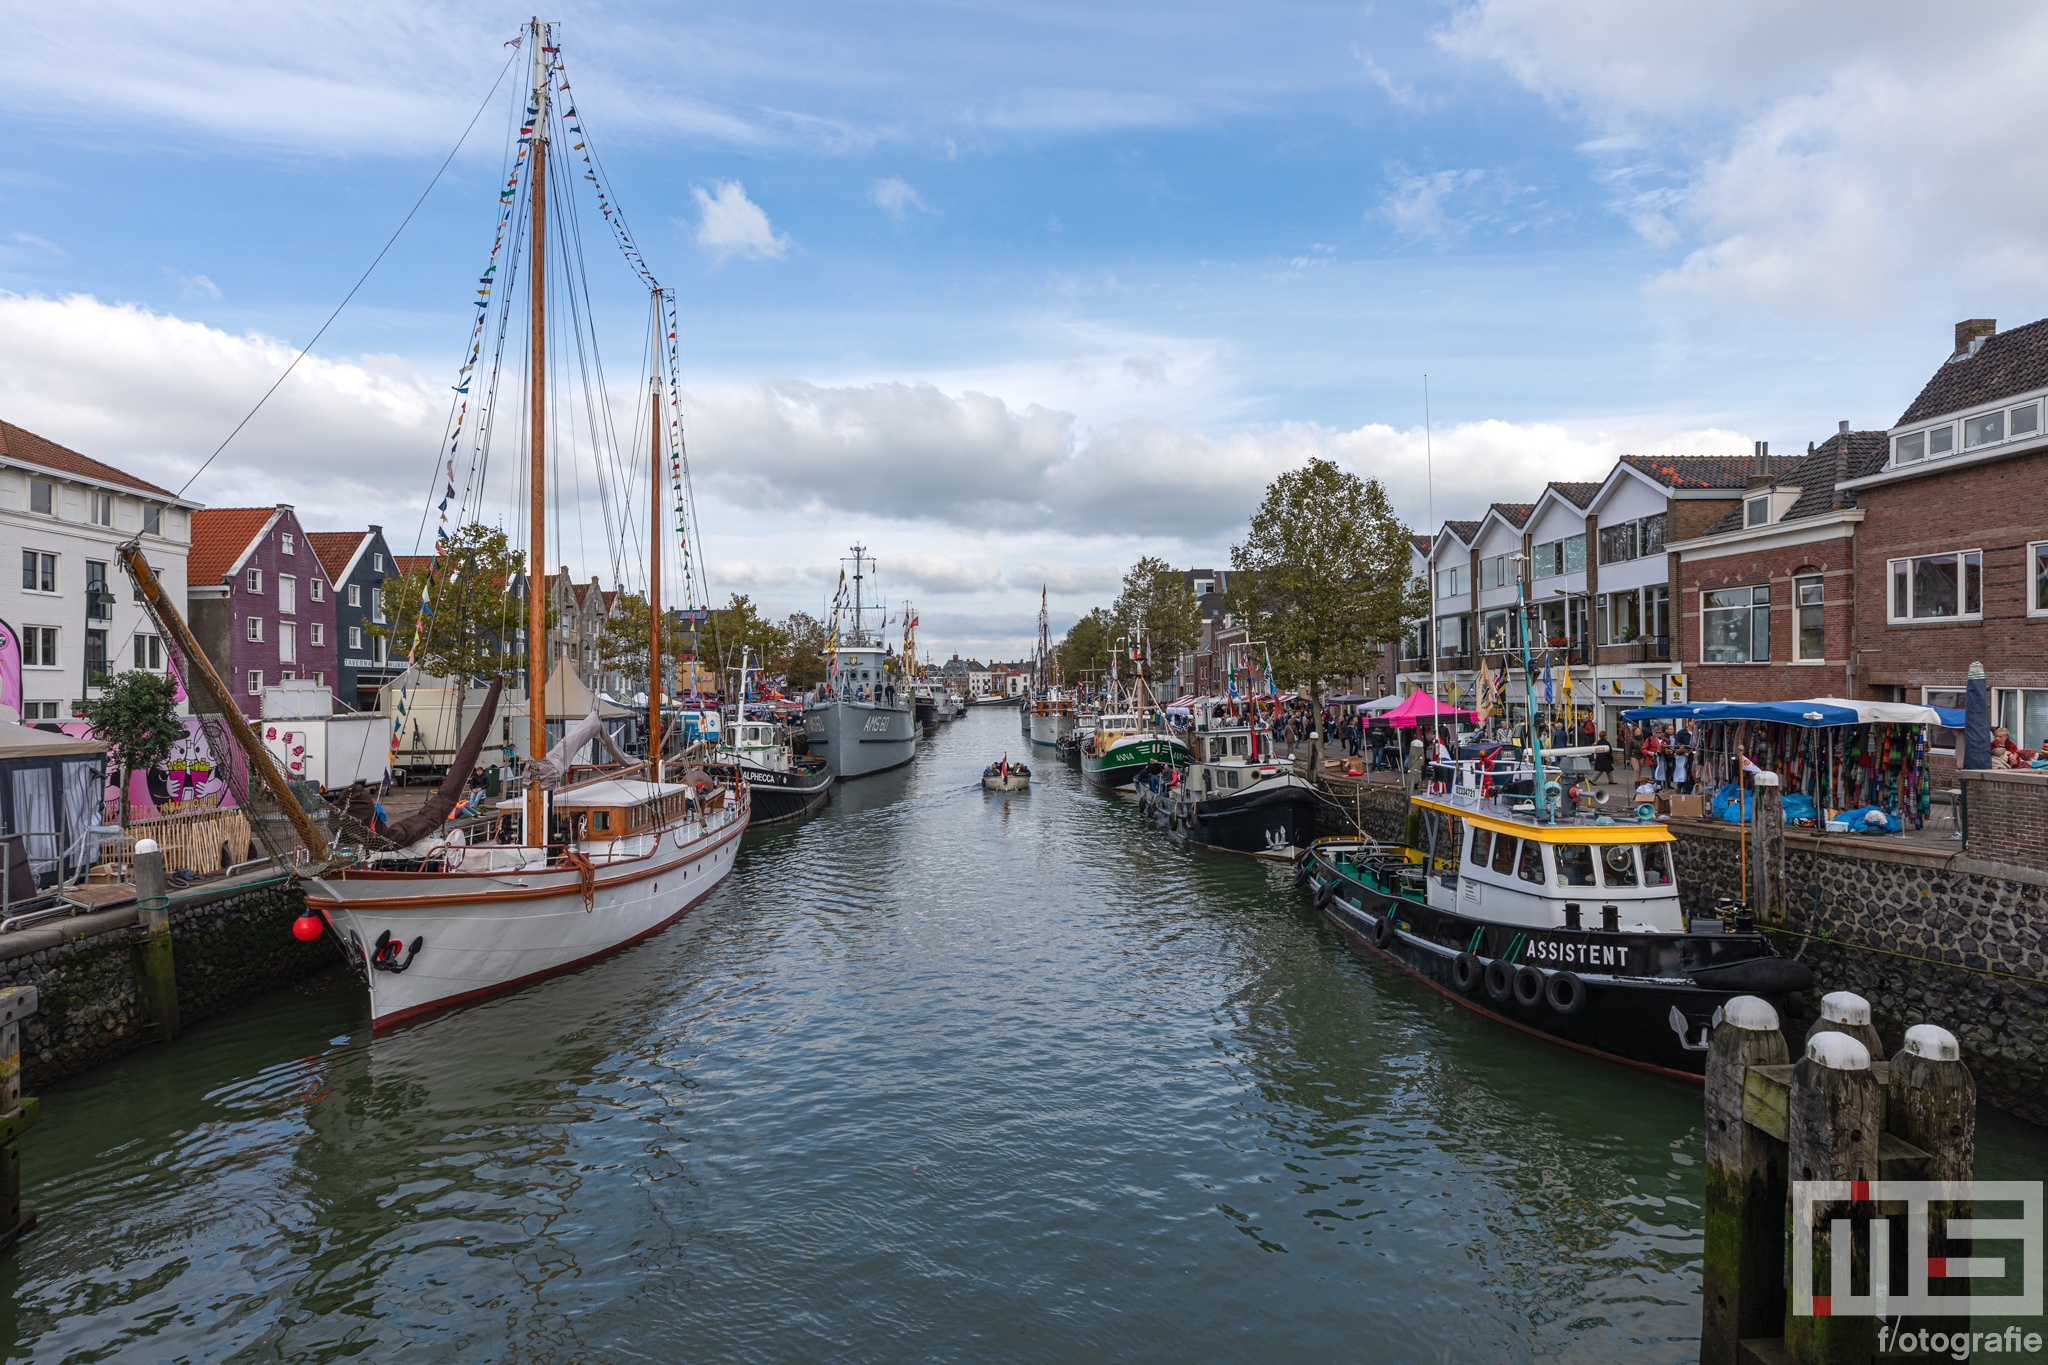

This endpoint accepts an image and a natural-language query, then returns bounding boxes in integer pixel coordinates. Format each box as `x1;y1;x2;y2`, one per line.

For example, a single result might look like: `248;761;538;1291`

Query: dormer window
1745;497;1769;528
1965;411;2005;448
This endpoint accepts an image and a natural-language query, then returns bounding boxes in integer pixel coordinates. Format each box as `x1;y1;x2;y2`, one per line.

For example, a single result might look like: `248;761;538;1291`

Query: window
1601;590;1642;644
1479;554;1512;590
85;561;110;621
1554;844;1596;887
1479;608;1519;652
373;552;385;571
1641;845;1674;887
280;622;298;664
347;582;363;608
1401;624;1426;661
246;567;262;593
84;629;108;685
280;670;295;682
278;574;296;615
1599;521;1638;564
1924;686;1965;755
20;551;55;593
1491;833;1517;876
142;504;162;536
27;479;55;515
2032;542;2048;616
1600;845;1639;887
309;622;324;647
133;634;163;670
310;577;324;603
312;673;324;687
247;670;263;695
1702;585;1771;663
1794;575;1825;661
1517;841;1545;884
1929;425;1955;458
2013;402;2041;440
371;588;386;624
348;625;363;650
281;533;294;556
1965;411;2005;448
1997;688;2048;750
246;617;264;643
1470;828;1492;866
21;627;57;667
1436;615;1467;656
374;635;388;665
88;491;112;526
1640;514;1666;557
1435;565;1466;600
1745;497;1769;528
1531;534;1586;579
1644;585;1670;642
20;702;59;721
1888;551;1982;621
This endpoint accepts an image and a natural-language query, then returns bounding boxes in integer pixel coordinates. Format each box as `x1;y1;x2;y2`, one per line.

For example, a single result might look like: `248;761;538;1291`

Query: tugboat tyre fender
1313;880;1337;910
1544;970;1587;1015
1371;913;1396;948
1511;964;1545;1009
1482;959;1515;1003
1451;952;1483;993
1293;859;1312;888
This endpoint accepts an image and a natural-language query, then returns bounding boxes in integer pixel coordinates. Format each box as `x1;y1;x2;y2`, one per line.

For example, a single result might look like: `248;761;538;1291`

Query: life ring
1545;970;1587;1015
1313;880;1336;910
1452;952;1483;993
1512;965;1545;1009
1371;913;1397;948
1483;959;1514;1003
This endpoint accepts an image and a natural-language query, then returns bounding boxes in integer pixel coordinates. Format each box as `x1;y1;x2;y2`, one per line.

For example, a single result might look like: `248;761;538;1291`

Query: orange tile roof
392;555;432;578
0;419;181;499
305;530;366;583
188;508;277;584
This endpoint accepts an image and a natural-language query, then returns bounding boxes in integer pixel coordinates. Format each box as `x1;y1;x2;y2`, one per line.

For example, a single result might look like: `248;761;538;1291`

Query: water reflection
1;709;2040;1363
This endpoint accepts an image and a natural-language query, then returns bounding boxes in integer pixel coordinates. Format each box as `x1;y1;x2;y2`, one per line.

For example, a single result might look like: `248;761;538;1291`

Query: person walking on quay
1593;731;1615;785
1638;724;1662;785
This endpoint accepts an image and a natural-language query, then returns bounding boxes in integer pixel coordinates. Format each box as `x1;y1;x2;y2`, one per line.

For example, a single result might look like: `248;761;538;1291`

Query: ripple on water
4;711;2044;1362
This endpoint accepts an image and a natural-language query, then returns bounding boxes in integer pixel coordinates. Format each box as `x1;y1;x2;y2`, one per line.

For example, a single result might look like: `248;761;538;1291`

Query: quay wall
1307;775;2048;1127
0;873;333;1091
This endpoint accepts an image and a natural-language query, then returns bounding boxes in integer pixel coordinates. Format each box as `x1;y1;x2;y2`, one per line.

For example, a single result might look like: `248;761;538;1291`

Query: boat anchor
371;929;425;974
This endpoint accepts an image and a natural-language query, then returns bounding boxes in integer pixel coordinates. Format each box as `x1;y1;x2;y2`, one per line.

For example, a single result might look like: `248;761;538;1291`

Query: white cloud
691;181;789;263
870;176;932;222
168;269;222;299
1380;168;1486;239
1440;0;2048;313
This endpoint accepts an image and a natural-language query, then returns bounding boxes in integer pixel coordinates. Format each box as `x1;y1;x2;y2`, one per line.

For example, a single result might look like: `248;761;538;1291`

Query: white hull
307;793;749;1028
1027;711;1074;747
982;774;1030;792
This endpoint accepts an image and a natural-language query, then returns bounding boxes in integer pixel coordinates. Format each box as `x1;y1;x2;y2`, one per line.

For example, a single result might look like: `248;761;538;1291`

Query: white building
0;422;199;720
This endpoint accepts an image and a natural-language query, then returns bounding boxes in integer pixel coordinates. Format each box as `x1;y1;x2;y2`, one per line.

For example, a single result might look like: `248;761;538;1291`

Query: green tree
1227;458;1422;763
598;591;652;696
79;670;182;825
780;611;828;691
375;523;536;684
1056;607;1117;686
1113;555;1200;674
707;594;790;680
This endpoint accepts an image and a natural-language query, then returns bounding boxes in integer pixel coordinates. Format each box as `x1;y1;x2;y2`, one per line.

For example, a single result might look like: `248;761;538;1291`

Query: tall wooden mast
525;18;550;848
647;358;662;778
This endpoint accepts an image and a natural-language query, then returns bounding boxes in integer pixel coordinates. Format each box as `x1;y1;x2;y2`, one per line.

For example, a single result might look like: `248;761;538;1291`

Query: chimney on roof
1955;319;1996;356
1838;420;1849;436
1753;439;1768;475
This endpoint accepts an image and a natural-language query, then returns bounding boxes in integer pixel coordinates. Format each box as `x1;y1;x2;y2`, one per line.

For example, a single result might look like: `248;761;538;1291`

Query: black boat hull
1305;850;1809;1080
1143;779;1320;857
705;763;834;827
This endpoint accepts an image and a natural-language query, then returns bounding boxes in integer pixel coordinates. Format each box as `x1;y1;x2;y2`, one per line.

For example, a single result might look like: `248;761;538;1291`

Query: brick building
1842;318;2048;754
1667;427;1889;702
307;526;401;712
187;505;338;718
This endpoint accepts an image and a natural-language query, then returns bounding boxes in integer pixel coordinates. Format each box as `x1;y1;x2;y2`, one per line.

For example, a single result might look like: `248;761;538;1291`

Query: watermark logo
1791;1180;2043;1318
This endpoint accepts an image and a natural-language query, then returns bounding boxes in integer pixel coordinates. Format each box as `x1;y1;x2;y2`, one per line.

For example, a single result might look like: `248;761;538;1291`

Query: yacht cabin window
1641;844;1675;886
1490;834;1517;876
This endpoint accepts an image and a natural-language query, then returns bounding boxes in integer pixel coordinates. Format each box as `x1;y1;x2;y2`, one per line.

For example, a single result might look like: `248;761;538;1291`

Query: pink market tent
1383;693;1476;728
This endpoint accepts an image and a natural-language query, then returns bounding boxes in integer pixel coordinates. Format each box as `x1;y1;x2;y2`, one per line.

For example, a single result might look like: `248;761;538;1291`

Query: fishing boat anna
1299;748;1810;1078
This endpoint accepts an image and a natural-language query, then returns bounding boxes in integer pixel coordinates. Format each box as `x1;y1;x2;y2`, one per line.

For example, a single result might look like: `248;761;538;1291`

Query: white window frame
246;567;263;593
277;573;296;615
1923;686;1965;756
309;622;324;647
20;551;56;595
132;633;164;671
247;670;263;695
20;626;58;669
1996;687;2048;751
2031;541;2048;618
279;621;298;664
1435;565;1465;600
27;480;52;516
310;577;324;603
246;616;264;643
1887;550;1983;623
1700;585;1771;664
373;552;385;571
348;625;363;650
142;503;162;536
281;533;294;556
88;491;112;526
1793;574;1826;663
347;582;362;608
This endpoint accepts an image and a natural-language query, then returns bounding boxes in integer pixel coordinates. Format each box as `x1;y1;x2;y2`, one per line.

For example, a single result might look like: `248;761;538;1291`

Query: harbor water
5;707;2042;1362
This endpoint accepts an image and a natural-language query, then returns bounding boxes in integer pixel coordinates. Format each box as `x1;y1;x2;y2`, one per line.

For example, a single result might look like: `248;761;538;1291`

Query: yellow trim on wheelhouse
1410;795;1677;845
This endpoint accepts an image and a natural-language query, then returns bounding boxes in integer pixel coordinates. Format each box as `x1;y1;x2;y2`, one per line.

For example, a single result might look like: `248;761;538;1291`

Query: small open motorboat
982;757;1031;793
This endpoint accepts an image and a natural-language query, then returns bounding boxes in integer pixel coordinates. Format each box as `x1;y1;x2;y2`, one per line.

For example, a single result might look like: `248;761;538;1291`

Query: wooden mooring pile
1703;989;2002;1364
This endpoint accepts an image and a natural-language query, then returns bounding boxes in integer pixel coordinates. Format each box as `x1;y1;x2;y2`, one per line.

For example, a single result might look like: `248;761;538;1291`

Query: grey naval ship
802;546;918;779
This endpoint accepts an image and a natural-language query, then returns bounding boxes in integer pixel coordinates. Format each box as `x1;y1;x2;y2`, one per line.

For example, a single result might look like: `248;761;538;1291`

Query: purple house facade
187;505;339;719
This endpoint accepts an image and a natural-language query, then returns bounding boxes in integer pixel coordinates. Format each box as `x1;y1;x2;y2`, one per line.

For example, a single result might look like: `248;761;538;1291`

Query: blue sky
6;1;2047;658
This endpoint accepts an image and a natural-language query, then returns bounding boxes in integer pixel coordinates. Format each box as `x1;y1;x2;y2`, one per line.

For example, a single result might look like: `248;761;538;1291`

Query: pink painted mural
52;718;239;821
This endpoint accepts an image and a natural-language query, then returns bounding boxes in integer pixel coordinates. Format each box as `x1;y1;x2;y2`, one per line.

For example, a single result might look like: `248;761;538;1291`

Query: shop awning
1384;692;1477;726
1621;698;1963;728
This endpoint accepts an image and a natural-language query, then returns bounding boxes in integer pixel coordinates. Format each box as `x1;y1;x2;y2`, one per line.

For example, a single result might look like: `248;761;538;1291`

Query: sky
7;1;2048;660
